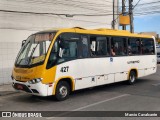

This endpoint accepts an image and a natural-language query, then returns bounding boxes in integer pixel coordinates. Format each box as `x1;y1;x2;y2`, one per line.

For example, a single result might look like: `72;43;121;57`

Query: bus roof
37;27;153;39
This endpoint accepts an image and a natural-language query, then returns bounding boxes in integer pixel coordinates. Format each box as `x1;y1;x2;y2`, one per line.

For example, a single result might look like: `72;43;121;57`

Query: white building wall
0;29;36;84
0;0;118;85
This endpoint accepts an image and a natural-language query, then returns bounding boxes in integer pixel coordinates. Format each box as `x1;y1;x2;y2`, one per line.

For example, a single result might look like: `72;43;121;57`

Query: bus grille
13;83;32;93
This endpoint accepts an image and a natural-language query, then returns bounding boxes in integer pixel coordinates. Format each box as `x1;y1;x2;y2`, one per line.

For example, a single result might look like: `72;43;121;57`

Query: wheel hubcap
59;86;67;98
130;75;135;83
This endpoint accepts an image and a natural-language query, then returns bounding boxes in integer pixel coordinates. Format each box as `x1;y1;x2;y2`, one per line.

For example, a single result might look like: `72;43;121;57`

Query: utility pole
112;0;115;29
122;0;126;30
129;0;134;33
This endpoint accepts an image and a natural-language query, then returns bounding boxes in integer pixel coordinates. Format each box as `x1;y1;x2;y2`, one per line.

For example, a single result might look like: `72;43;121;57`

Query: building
0;0;119;85
139;32;159;40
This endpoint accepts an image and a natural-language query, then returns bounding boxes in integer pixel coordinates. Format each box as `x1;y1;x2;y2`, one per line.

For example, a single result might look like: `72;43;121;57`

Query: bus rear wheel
55;81;70;101
128;71;137;85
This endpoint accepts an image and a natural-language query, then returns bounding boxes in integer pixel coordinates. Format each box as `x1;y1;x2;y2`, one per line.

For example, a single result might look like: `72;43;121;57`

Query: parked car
157;52;160;63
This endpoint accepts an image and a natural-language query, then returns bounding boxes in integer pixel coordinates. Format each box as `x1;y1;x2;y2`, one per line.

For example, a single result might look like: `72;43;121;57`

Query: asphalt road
0;65;160;120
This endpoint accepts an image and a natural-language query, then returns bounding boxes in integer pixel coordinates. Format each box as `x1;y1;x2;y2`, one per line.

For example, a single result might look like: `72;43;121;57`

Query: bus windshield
15;32;56;66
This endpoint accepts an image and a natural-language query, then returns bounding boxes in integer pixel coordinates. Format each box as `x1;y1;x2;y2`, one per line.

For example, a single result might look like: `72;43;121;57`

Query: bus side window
141;38;155;55
111;37;127;56
96;37;108;56
90;35;109;57
128;38;141;55
81;36;89;58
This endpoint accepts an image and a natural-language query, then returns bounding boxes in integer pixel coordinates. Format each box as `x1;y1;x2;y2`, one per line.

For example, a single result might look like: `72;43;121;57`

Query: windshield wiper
17;58;28;65
16;42;29;65
28;44;39;65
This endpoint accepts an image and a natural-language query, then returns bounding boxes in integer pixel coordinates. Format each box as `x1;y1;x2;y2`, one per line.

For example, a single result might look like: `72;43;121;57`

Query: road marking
152;83;160;86
72;94;129;111
47;94;129;119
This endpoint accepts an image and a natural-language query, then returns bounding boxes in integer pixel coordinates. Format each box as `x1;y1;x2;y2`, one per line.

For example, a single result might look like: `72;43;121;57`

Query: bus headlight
28;78;43;84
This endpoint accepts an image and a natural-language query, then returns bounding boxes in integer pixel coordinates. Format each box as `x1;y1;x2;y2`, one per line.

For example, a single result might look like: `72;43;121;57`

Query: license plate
17;84;23;90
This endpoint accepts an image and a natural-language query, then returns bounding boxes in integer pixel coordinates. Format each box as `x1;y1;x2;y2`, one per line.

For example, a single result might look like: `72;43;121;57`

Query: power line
0;3;113;14
3;0;115;13
0;9;119;17
134;7;160;13
0;11;112;25
133;2;160;16
0;27;41;31
0;9;66;15
120;0;160;8
133;0;141;9
137;0;160;6
135;10;160;15
113;0;160;26
0;0;118;29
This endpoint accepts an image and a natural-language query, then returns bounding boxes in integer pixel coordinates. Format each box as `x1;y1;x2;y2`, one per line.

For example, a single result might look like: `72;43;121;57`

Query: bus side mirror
22;40;26;47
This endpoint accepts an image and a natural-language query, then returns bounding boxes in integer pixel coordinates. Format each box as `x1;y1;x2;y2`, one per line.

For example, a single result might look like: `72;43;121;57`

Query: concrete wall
0;29;37;84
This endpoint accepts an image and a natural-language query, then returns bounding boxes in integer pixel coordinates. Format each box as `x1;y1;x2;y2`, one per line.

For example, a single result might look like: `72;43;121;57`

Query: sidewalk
0;83;18;96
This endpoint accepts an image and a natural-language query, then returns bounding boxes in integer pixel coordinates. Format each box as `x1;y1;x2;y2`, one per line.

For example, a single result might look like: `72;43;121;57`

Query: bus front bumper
12;79;54;96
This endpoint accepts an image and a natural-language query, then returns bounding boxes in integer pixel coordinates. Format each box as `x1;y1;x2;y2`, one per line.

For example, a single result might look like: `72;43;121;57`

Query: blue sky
120;0;160;34
131;0;160;34
134;15;160;34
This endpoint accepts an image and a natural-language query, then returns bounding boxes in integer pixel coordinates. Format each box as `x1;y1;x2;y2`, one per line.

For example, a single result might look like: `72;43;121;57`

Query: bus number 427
60;66;69;72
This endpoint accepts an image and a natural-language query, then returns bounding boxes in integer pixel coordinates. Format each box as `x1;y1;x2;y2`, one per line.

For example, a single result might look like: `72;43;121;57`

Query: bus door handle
92;77;95;82
100;75;105;77
120;72;124;74
98;75;104;79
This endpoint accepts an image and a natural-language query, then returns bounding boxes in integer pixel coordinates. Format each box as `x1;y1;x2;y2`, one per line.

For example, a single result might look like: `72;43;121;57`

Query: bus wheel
55;81;70;101
128;71;136;85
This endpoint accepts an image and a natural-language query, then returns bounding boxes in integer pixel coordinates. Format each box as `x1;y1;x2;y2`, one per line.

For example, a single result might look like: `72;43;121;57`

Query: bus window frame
128;37;142;56
47;32;156;69
79;34;90;58
110;36;128;57
89;34;111;58
141;38;155;55
46;32;81;69
15;32;56;68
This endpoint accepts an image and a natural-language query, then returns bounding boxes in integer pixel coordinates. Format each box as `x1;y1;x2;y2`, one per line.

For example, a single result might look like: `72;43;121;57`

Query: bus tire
55;81;70;101
128;71;136;85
